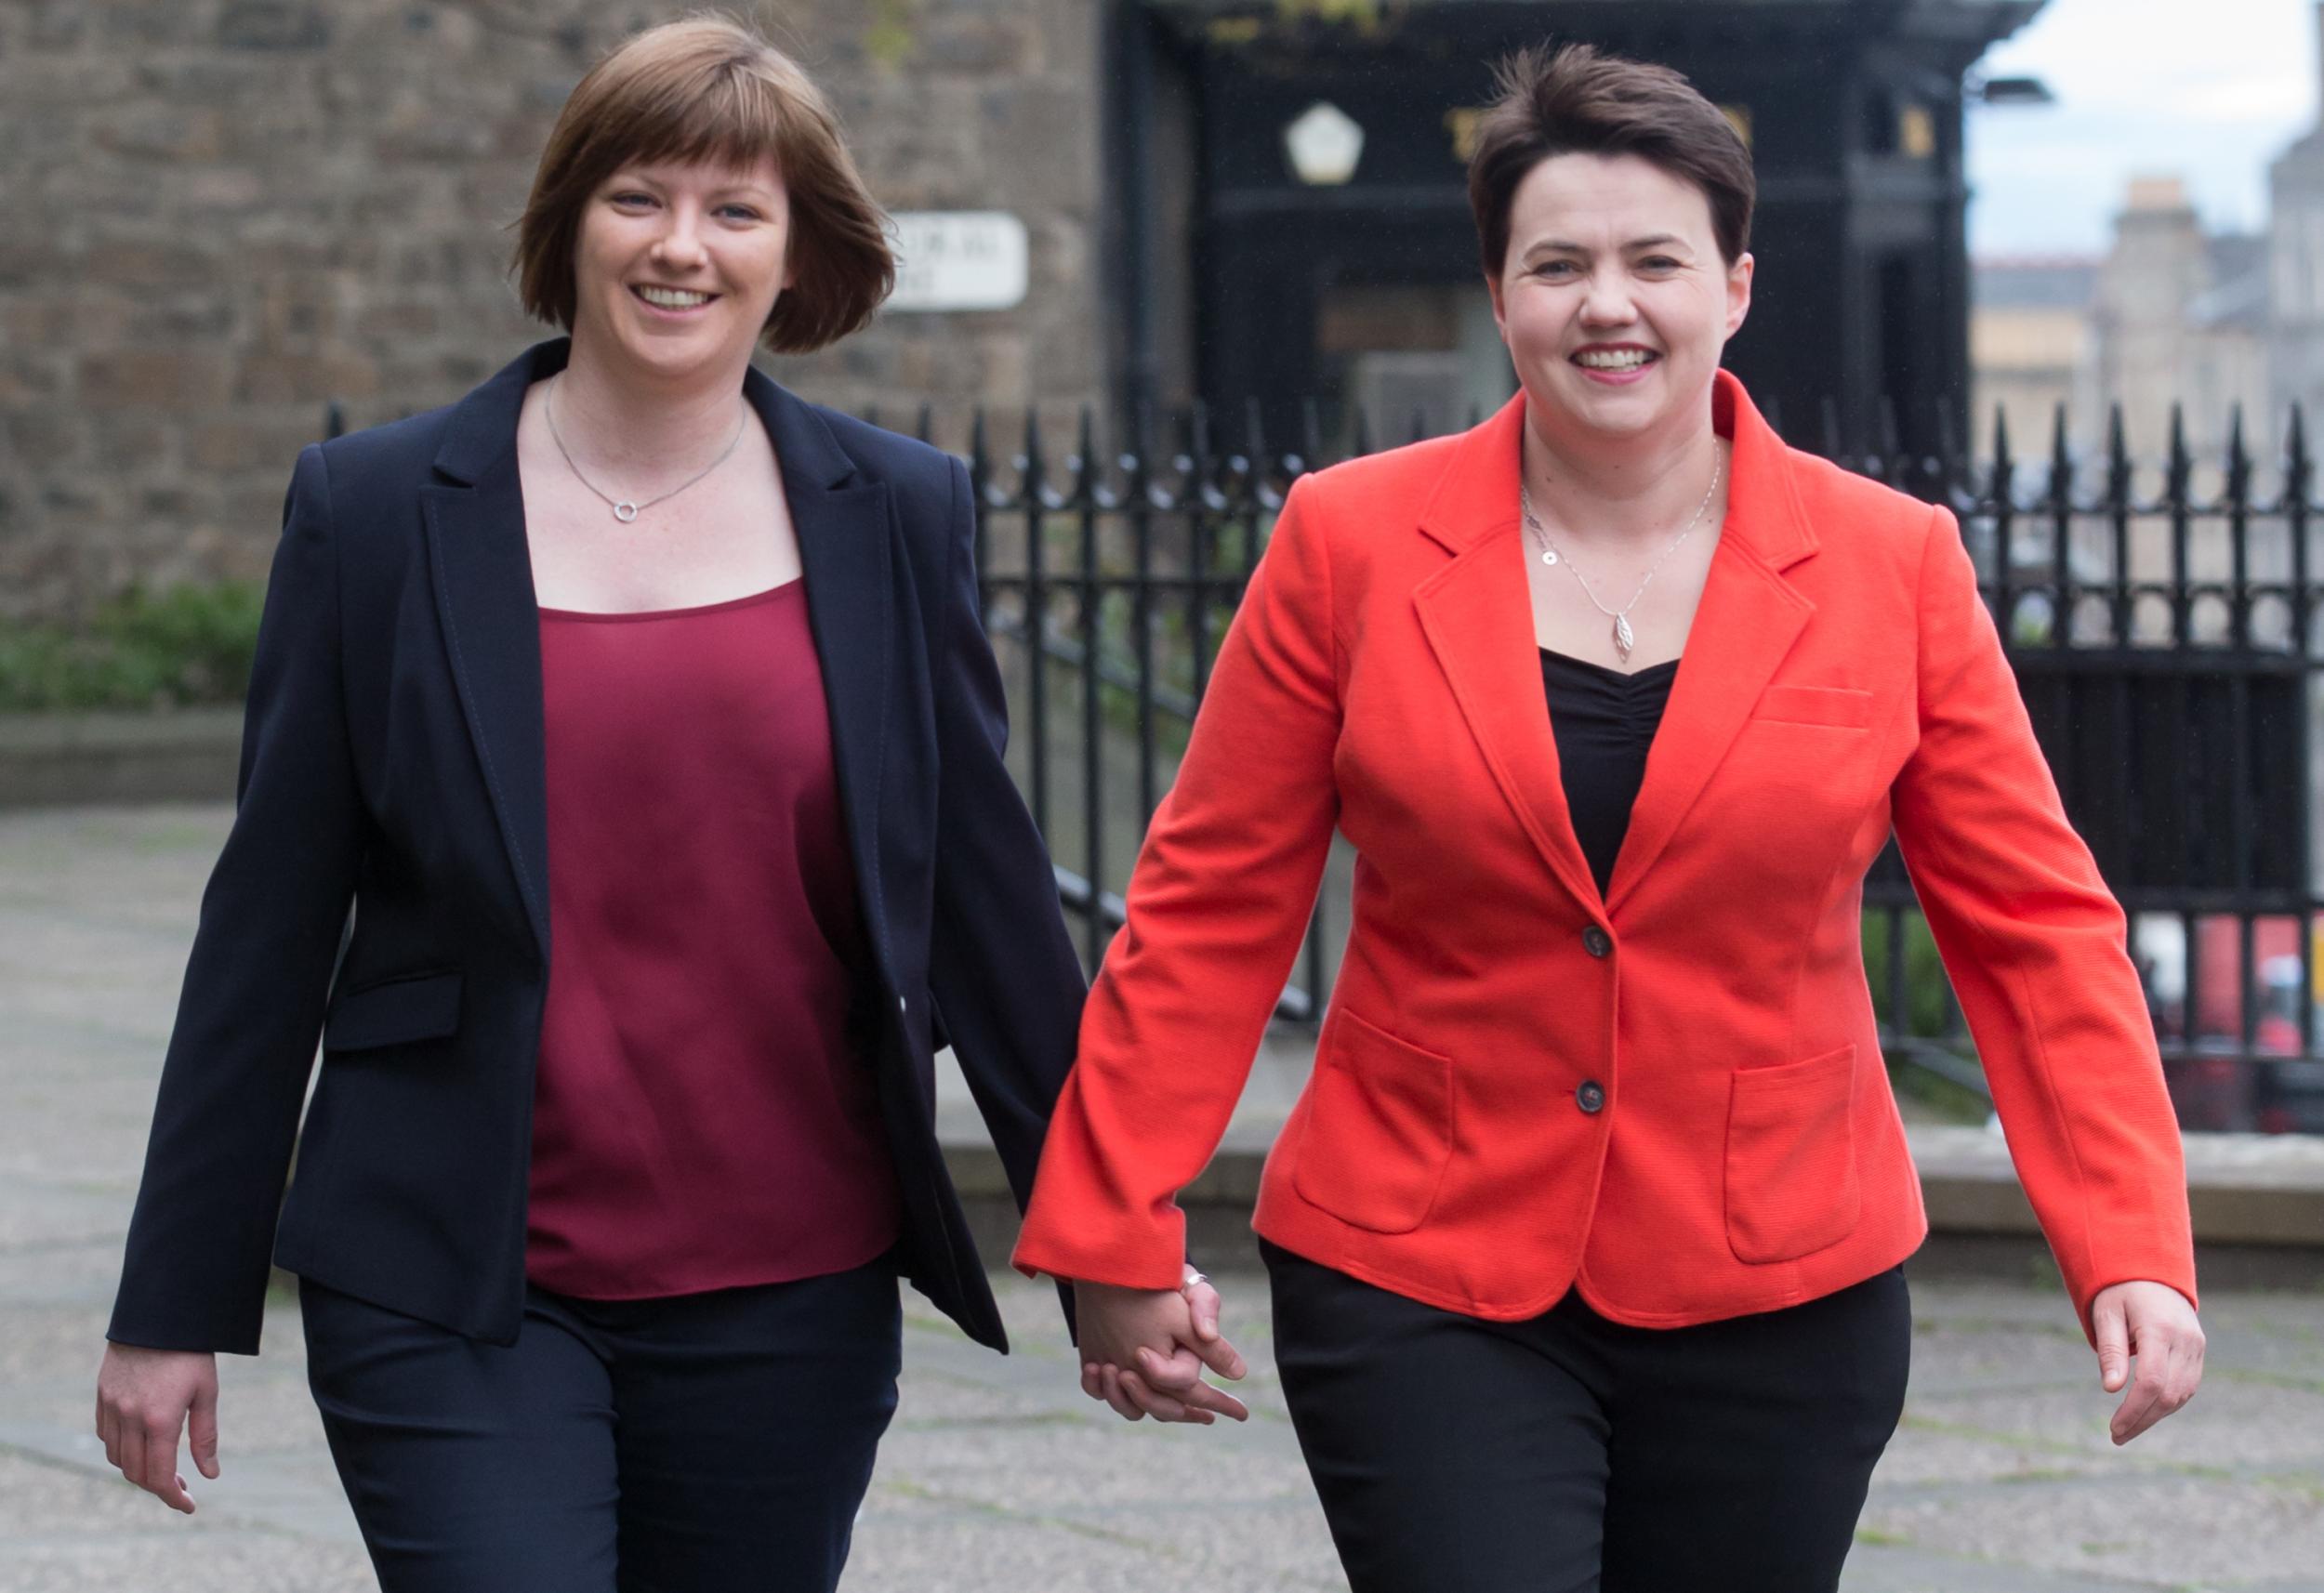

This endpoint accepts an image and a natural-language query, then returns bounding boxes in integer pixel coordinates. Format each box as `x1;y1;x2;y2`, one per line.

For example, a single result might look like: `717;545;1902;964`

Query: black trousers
299;1259;902;1593
1262;1241;1911;1593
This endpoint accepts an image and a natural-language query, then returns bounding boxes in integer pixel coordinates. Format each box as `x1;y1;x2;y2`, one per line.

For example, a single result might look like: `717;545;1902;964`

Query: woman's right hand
94;1343;219;1513
1072;1274;1249;1424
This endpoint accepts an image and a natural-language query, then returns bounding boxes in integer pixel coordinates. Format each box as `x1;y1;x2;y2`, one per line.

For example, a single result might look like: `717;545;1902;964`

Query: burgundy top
525;581;901;1299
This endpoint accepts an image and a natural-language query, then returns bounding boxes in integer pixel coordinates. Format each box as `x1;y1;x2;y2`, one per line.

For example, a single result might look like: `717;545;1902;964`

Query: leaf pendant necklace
1520;441;1725;664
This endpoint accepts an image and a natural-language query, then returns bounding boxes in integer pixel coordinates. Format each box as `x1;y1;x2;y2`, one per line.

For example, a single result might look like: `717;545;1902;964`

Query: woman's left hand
2090;1280;2204;1444
1073;1267;1248;1424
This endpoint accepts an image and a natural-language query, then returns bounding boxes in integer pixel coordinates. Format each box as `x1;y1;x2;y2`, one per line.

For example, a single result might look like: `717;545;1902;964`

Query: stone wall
0;0;1106;619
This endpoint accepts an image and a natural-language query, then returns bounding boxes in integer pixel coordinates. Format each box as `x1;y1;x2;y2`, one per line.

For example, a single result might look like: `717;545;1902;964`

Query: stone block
38;481;126;539
88;416;178;473
7;405;91;470
256;275;348;347
0;349;73;403
977;83;1098;215
374;116;497;164
0;58;136;112
93;110;229;164
918;13;1042;75
78;350;234;412
186;414;317;475
350;299;442;338
125;293;246;344
181;167;270;209
217;2;333;52
79;239;227;292
0;541;76;621
0;244;55;290
23;1;88;49
98;0;201;48
233;349;380;404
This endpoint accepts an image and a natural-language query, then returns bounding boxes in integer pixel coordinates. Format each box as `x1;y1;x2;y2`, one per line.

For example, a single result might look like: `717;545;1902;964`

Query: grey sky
1967;0;2319;257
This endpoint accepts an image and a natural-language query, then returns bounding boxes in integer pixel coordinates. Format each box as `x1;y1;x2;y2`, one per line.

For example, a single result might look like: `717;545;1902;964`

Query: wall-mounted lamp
1286;100;1365;186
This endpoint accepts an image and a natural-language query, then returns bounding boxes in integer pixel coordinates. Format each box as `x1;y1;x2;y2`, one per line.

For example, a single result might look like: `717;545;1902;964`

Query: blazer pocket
324;969;464;1052
1723;1042;1861;1263
1752;684;1873;730
1291;1007;1454;1235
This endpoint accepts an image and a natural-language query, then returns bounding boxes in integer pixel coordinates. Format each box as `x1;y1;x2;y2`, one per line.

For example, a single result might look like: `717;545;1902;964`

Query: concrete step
936;1035;2324;1288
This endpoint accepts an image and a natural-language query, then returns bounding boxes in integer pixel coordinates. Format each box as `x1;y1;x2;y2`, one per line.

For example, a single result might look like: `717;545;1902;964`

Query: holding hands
1074;1265;1249;1425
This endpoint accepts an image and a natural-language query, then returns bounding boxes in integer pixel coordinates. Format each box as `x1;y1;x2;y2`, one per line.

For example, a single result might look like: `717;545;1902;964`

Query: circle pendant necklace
1520;441;1725;663
544;375;748;523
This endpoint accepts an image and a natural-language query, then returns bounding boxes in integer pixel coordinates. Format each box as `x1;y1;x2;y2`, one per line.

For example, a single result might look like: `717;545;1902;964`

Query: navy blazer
108;338;1087;1355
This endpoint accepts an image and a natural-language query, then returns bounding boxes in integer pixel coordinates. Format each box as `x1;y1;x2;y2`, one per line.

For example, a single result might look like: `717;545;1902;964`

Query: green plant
0;581;264;711
864;0;918;70
1862;907;1954;1039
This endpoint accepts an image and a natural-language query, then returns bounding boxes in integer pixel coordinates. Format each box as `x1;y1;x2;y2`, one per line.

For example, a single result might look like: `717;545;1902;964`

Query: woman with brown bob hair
1019;40;2204;1592
94;14;1096;1589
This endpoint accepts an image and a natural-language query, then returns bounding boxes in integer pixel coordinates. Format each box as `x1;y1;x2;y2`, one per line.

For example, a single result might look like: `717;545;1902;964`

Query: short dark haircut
513;12;893;354
1468;42;1755;276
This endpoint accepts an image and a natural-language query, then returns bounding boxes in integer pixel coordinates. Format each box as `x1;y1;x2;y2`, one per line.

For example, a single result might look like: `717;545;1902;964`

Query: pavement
4;802;2324;1592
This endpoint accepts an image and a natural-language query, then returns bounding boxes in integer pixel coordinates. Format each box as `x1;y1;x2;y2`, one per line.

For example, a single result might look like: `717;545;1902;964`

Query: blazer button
1582;926;1613;959
898;994;908;1014
1576;1080;1606;1114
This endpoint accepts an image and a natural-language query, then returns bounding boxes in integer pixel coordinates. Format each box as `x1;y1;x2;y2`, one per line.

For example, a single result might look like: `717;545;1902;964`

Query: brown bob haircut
513;12;893;354
1467;42;1755;276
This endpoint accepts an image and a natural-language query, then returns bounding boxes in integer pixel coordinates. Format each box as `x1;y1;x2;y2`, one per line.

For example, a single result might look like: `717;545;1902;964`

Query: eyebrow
615;170;775;200
1526;234;1692;255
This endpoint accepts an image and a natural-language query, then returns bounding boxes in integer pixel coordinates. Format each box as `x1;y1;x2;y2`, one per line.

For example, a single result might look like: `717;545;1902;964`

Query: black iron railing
323;391;2324;1131
947;395;2323;1134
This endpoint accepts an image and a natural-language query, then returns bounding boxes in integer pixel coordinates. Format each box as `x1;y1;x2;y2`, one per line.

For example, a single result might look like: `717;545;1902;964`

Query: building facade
1;0;2041;618
0;0;1104;617
1970;180;2276;472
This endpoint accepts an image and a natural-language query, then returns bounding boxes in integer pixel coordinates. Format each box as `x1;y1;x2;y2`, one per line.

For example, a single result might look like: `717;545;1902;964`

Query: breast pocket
1291;1007;1454;1234
323;969;464;1052
1751;684;1873;730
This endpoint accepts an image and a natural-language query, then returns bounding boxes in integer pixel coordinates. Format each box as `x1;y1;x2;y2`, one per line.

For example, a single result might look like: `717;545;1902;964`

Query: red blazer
1013;373;2197;1331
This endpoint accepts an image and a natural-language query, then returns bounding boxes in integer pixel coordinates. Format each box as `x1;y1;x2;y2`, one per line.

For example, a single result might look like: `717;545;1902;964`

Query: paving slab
6;803;2324;1591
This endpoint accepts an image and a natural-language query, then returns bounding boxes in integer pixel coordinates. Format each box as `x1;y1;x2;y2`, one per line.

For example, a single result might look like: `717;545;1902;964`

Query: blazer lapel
1604;374;1819;915
1411;400;1604;914
423;341;561;961
748;368;899;972
1408;375;1821;921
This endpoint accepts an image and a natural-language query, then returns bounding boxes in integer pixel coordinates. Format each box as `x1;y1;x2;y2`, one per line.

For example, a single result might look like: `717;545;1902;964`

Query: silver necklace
543;375;748;523
1519;441;1725;662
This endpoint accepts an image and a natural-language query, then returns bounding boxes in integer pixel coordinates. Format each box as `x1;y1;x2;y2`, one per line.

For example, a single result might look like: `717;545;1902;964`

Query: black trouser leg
1598;1268;1911;1593
609;1263;902;1593
1264;1241;1611;1593
301;1277;621;1593
1263;1241;1910;1593
300;1261;902;1593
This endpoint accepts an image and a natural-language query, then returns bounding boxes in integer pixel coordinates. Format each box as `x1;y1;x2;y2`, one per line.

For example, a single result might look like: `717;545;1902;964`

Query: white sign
888;212;1028;312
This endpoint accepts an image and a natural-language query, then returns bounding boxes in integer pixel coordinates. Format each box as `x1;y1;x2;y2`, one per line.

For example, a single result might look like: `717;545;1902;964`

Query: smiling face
1487;150;1751;448
569;153;794;381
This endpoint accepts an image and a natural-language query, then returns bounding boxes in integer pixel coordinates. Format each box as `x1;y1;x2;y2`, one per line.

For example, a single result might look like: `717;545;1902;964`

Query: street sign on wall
888;212;1028;311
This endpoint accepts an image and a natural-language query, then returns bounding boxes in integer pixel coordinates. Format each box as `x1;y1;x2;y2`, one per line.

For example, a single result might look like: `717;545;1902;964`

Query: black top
1540;648;1679;899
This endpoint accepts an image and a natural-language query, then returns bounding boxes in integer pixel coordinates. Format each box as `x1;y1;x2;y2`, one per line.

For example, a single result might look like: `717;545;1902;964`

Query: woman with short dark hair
1019;42;2204;1592
94;16;1094;1590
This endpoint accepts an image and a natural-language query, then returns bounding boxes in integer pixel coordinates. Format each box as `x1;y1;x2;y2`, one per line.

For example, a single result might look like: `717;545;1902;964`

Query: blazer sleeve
107;444;365;1354
1888;504;2198;1331
924;454;1089;1217
1012;473;1343;1289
